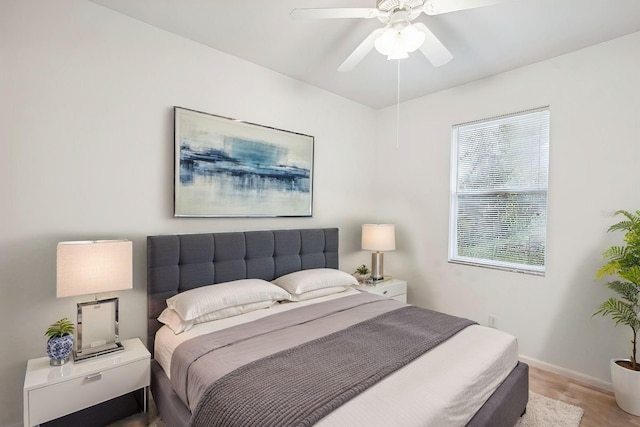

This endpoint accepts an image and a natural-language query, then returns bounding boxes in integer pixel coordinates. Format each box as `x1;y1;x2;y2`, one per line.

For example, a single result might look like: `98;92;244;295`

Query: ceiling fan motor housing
376;0;424;11
377;0;426;23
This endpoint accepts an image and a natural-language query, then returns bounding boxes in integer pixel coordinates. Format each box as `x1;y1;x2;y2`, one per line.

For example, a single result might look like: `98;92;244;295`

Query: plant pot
46;334;74;366
611;358;640;416
353;273;369;284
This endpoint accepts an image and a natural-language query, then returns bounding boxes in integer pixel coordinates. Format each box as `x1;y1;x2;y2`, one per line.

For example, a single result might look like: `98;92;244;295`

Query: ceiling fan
291;0;502;72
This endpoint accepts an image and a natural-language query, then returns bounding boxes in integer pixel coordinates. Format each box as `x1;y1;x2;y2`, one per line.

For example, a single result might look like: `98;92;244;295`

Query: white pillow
158;300;276;334
193;300;275;325
166;279;290;321
272;268;358;296
158;308;189;334
286;286;350;302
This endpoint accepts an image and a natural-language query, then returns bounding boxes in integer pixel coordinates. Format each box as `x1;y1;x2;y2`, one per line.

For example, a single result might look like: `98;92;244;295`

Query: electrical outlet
488;315;497;328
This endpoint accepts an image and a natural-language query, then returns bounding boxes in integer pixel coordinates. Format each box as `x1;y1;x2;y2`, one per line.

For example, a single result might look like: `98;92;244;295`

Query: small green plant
45;318;75;339
354;264;370;275
594;210;640;371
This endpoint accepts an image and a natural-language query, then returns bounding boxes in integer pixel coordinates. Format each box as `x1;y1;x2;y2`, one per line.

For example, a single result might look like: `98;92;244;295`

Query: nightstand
356;278;407;303
23;337;150;427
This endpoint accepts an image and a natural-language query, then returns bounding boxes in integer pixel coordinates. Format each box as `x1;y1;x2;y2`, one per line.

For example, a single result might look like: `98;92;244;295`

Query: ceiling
88;0;640;109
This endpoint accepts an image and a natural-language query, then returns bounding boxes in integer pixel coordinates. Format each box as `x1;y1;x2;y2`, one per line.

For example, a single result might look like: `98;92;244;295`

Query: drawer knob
85;372;103;380
383;290;388;295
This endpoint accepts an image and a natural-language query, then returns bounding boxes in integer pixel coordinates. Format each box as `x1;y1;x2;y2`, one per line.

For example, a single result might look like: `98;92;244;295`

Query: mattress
155;289;518;426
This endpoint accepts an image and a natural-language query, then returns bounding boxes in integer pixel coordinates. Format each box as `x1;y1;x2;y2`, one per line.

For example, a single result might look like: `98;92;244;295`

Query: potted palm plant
594;209;640;415
45;317;75;366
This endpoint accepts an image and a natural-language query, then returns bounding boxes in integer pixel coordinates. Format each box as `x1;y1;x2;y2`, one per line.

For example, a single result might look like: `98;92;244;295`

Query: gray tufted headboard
146;228;339;355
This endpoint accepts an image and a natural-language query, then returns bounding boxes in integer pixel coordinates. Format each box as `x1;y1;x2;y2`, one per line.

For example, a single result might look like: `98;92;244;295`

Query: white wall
374;31;640;388
0;1;377;425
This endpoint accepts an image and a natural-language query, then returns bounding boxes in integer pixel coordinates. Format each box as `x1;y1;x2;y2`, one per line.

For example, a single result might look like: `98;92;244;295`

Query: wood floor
529;365;640;426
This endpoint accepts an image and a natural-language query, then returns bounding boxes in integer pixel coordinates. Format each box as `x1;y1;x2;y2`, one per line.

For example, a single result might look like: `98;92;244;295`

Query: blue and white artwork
174;107;313;217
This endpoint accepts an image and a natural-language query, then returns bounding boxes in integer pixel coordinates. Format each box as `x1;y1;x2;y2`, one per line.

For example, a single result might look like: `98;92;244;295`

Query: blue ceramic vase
47;334;74;366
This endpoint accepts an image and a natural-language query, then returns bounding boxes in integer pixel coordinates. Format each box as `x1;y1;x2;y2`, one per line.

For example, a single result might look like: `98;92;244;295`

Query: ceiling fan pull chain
396;59;401;149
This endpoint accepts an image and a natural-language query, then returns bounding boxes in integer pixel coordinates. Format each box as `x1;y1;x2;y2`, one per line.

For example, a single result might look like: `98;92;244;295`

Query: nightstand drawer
364;281;406;298
28;359;149;425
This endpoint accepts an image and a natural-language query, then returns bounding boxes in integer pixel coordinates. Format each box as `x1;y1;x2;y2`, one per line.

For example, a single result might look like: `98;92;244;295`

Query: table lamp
57;240;132;361
361;224;395;282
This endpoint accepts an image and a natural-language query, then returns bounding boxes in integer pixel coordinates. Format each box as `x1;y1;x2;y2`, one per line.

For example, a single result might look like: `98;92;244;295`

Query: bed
147;228;528;426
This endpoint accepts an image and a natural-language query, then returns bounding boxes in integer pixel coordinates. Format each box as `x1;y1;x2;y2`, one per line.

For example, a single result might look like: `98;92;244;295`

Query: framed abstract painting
174;107;314;217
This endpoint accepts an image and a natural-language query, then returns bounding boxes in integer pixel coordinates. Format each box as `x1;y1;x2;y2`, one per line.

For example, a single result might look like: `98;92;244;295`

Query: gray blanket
172;293;476;427
172;293;395;409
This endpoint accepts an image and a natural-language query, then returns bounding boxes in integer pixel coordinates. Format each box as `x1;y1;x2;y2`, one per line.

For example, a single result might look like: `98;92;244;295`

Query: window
449;107;550;275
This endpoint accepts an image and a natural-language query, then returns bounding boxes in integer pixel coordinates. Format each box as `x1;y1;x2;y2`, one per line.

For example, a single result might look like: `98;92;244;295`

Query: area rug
515;391;584;427
112;390;583;427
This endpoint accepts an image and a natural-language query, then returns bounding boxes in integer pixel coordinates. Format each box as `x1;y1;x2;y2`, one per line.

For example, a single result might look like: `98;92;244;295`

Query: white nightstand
23;337;150;427
356;278;407;303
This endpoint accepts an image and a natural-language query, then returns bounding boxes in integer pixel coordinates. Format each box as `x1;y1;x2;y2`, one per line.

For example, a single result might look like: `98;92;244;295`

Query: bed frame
147;228;528;427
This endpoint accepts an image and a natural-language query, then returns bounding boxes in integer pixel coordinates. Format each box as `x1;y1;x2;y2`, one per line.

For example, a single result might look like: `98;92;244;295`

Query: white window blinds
449;107;550;274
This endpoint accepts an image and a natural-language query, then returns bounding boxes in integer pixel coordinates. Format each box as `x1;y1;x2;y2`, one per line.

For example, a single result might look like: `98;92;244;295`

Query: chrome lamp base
74;296;124;362
74;341;124;362
370;251;385;281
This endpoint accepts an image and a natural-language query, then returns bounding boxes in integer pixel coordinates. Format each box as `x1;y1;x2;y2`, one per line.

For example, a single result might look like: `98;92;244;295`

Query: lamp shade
57;240;133;298
362;224;396;251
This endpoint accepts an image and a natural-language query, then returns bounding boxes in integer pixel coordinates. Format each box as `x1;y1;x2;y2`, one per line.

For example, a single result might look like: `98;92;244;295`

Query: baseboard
519;354;613;392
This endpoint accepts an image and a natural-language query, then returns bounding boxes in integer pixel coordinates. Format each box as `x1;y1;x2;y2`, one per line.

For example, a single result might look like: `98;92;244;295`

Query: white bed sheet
155;289;518;426
155;288;364;376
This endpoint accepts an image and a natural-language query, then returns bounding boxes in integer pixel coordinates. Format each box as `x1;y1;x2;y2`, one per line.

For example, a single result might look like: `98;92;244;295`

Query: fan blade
338;28;386;72
290;8;382;20
422;0;502;15
413;23;453;67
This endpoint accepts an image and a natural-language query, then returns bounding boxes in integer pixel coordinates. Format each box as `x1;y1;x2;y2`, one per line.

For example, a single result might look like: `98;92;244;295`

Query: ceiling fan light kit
291;0;503;71
374;22;426;60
